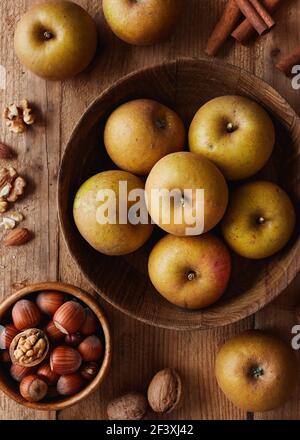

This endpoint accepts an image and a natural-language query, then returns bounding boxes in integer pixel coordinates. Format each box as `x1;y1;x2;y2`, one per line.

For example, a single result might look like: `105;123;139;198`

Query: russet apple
104;99;185;176
73;170;153;256
189;95;275;181
222;181;295;259
148;234;232;309
215;331;298;412
145;152;228;236
14;1;98;80
102;0;184;46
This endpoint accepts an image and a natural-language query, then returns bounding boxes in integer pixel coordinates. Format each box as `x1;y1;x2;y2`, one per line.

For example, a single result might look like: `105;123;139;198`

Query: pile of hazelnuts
0;291;104;403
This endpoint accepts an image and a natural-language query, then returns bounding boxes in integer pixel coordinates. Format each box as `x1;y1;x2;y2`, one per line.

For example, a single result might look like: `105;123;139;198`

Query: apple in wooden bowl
58;58;300;331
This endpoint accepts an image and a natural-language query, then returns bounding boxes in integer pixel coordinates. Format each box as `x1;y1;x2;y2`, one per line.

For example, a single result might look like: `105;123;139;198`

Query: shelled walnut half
10;328;49;368
0;166;26;213
0;211;24;230
3;100;36;134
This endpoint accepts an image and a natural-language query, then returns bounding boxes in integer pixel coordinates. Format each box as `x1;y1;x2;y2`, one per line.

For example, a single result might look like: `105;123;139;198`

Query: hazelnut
57;373;84;396
53;301;85;335
107;393;148;421
37;362;59;385
65;333;83;347
78;335;103;362
36;291;65;316
0;324;18;349
80;362;99;381
50;346;82;375
20;374;48;402
147;368;182;414
10;364;35;382
80;309;98;336
10;328;49;367
44;320;65;342
12;299;42;331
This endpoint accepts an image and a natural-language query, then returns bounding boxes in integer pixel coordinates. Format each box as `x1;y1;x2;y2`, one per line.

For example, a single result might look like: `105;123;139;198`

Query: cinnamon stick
235;0;269;35
276;46;300;76
249;0;275;28
232;0;281;43
205;0;241;56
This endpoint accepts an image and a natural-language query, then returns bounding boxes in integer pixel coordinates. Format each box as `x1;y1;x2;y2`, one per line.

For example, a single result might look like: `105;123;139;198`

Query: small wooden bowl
0;282;112;411
58;58;300;330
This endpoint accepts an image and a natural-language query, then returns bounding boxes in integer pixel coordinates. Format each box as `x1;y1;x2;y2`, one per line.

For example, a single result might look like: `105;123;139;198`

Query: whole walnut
147;368;182;414
107;392;148;420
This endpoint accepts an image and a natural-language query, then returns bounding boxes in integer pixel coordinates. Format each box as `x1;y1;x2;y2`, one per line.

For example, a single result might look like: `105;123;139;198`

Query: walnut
0;201;8;213
19;99;35;126
3;99;36;133
10;328;49;368
0;217;16;230
0;166;26;211
0;211;24;230
107;393;148;420
7;176;26;202
147;368;182;414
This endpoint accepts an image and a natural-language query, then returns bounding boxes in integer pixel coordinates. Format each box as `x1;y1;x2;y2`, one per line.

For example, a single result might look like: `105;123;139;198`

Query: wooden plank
0;0;299;420
253;0;300;420
0;0;58;420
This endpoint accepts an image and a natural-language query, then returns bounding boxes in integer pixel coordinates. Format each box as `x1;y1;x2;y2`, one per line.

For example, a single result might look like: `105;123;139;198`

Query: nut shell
107;393;148;420
36;291;65;316
4;228;31;247
12;299;42;330
20;374;48;402
50;346;82;375
37;362;59;385
80;362;99;381
0;324;18;349
10;364;35;382
80;309;98;336
57;373;84;396
78;335;103;362
147;368;182;414
44;320;65;342
65;333;83;347
10;328;49;368
53;301;85;335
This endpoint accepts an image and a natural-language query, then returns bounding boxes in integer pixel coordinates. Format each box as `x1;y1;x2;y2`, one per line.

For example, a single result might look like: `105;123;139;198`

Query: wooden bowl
58;58;300;330
0;282;112;410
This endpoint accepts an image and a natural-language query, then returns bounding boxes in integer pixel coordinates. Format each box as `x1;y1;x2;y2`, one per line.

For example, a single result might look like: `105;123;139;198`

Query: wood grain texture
0;0;299;420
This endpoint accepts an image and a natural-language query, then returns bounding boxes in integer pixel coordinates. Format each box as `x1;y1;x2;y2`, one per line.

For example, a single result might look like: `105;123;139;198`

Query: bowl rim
0;282;112;411
58;57;300;331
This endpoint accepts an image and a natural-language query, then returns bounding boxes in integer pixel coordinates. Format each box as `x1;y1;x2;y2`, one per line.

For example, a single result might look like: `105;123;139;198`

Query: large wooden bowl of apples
58;58;300;330
0;282;111;410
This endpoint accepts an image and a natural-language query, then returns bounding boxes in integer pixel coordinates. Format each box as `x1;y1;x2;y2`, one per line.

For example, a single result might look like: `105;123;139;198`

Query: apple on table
14;1;98;80
103;0;185;46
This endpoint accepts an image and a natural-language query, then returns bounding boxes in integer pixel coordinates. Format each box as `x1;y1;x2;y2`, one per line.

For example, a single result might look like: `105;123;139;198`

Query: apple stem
226;122;236;133
257;216;265;225
44;31;53;40
187;271;196;281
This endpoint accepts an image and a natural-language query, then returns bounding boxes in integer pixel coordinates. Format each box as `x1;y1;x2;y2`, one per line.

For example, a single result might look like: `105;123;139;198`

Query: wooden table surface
0;0;300;421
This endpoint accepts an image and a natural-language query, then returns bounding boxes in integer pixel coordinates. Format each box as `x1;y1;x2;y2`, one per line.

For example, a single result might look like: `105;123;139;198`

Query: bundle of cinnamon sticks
205;0;300;77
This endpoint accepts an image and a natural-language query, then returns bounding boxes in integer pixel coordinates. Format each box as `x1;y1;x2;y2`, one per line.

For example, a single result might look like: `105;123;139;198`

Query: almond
3;228;31;247
0;143;13;159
